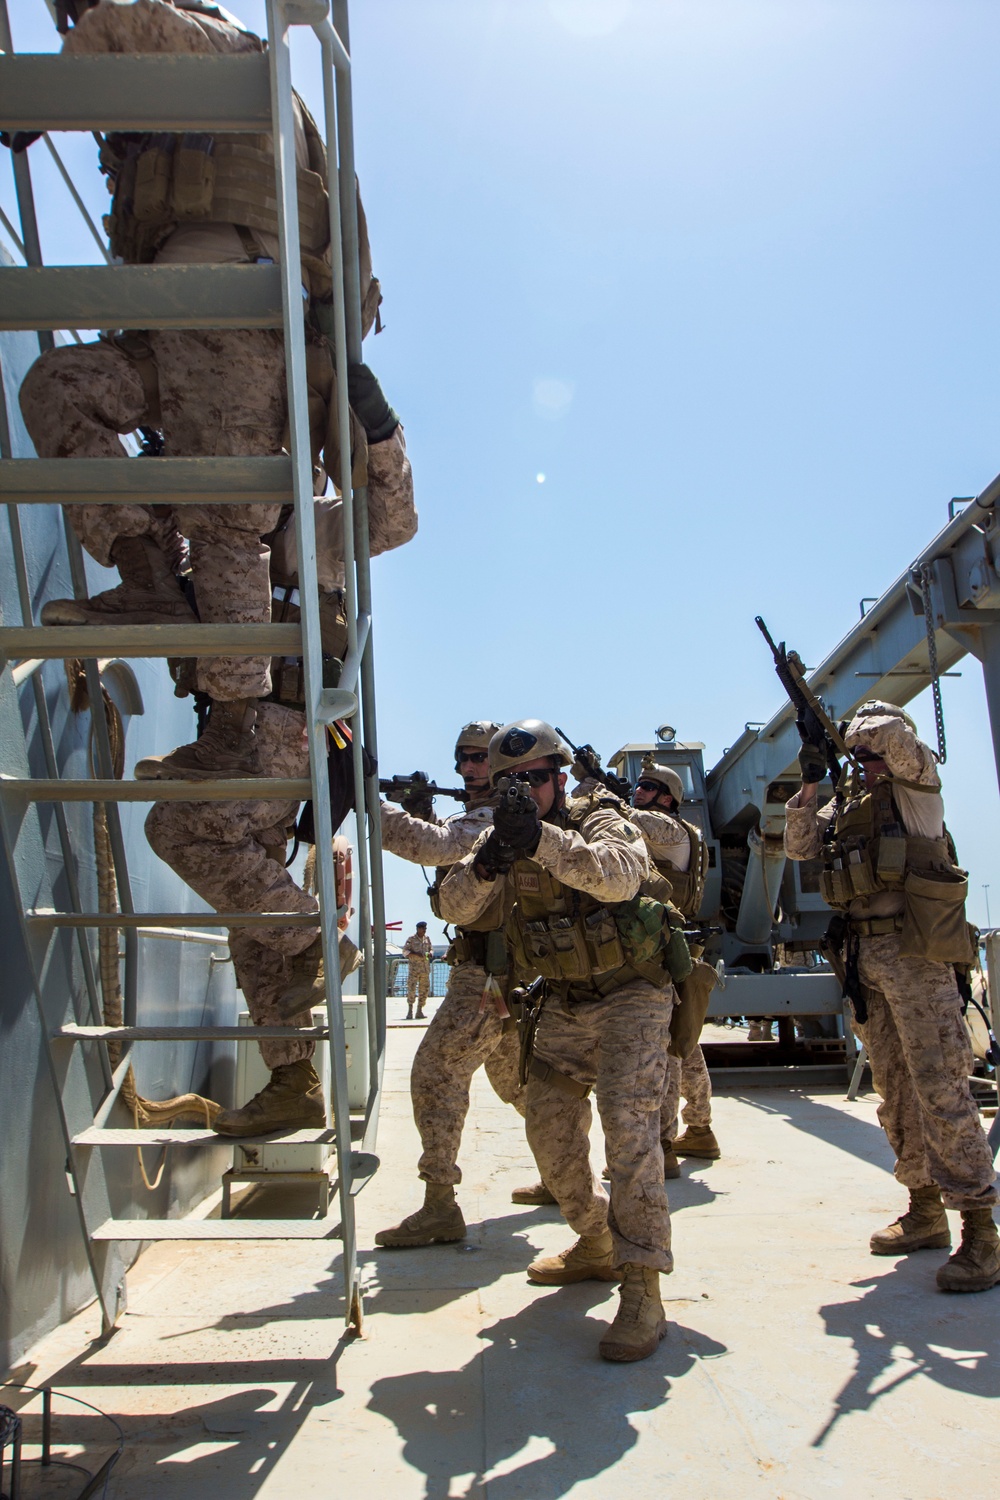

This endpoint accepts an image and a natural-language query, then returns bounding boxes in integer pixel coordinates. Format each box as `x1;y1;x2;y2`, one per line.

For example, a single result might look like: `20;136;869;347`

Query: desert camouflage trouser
526;979;674;1272
406;957;430;1008
412;962;526;1185
660;1043;713;1143
145;702;318;1067
854;933;997;1210
18;330;287;699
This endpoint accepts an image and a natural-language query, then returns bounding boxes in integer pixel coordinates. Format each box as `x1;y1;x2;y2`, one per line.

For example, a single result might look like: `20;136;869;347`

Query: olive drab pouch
172;134;216;219
132;134;175;223
875;834;907;888
668;960;720;1059
484;928;509;976
899;867;974;964
583;908;625;972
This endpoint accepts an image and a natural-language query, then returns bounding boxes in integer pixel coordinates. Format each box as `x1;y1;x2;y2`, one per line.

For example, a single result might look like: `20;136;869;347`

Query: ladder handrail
0;0;387;1333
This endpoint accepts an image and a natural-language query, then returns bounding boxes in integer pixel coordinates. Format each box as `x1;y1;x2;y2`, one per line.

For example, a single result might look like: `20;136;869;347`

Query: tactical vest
818;777;952;910
504;796;681;998
647;817;708;919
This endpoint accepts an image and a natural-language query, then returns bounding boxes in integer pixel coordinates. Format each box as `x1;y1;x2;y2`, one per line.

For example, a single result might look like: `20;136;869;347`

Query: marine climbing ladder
0;0;387;1333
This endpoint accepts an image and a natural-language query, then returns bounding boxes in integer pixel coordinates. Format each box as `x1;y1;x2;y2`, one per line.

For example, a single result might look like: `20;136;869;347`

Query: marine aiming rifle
755;616;858;785
379;772;468;803
555;727;632;801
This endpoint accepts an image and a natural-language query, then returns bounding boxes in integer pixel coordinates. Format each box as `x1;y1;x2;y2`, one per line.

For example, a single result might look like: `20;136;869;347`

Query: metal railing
0;0;388;1330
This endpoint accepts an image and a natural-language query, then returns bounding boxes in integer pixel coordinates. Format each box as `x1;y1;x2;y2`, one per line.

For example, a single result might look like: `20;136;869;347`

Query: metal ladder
0;0;386;1334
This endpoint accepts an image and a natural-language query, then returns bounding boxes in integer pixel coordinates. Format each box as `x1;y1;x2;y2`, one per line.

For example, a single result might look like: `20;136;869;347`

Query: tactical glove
493;796;542;854
400;771;435;822
475;833;519;880
347;362;399;444
797;742;827;784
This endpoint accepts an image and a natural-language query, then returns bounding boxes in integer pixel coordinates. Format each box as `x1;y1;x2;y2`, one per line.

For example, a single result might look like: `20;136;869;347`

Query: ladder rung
0;456;293;507
75;1126;335;1147
0;54;272;132
0;623;300;658
91;1217;343;1241
29;910;319;929
57;1024;328;1042
5;778;312;803
0;265;282;333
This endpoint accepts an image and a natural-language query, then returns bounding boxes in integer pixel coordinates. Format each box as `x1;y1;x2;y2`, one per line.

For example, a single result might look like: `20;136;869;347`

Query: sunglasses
512;768;556;788
635;780;666;794
457;750;489;764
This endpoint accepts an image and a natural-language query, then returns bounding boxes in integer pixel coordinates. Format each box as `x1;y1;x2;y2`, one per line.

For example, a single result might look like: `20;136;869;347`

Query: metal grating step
4;778;312;803
75;1126;336;1147
91;1217;344;1241
57;1023;328;1043
0;264;282;333
0;53;272;132
0;622;300;659
0;455;294;506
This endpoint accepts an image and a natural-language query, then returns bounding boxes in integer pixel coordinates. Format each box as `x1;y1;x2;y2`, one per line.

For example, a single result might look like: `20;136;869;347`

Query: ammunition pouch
668;960;720;1059
265;585;348;711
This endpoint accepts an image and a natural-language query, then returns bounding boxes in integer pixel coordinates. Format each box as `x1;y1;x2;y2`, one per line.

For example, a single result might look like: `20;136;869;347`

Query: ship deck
8;1016;999;1499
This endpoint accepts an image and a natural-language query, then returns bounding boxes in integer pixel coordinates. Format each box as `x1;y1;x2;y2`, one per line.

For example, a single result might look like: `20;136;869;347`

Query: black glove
798;742;827;784
347;362;399;444
400;771;435;822
475;833;519;880
493;796;542;854
1;132;42;154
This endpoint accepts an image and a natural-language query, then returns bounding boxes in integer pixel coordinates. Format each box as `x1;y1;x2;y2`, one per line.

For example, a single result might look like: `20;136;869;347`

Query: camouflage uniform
631;804;714;1146
660;1045;713;1143
145;701;317;1067
440;795;675;1271
382;801;526;1184
17;0;304;701
785;710;997;1212
144;434;415;1067
402;931;433;1008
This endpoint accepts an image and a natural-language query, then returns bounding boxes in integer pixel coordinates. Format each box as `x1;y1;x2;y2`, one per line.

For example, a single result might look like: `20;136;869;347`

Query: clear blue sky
5;0;1000;938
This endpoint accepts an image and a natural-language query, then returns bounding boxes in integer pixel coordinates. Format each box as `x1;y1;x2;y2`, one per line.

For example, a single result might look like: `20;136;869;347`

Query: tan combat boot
599;1264;669;1362
936;1209;1000;1292
134;697;262;781
527;1230;621;1285
273;933;362;1021
212;1059;325;1137
870;1185;951;1255
674;1126;721;1160
375;1183;466;1248
511;1180;557;1205
40;535;197;627
662;1143;682;1179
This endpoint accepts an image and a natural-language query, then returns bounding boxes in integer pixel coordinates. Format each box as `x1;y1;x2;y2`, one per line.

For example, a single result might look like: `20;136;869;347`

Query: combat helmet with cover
846;700;918;741
488;721;573;783
636;754;684;807
454;720;503;770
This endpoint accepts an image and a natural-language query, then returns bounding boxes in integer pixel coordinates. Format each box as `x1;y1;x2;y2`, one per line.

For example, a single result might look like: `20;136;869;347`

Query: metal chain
919;564;947;764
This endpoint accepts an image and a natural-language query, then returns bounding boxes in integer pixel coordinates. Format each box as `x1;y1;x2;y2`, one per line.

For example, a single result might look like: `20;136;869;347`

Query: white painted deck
10;1009;999;1499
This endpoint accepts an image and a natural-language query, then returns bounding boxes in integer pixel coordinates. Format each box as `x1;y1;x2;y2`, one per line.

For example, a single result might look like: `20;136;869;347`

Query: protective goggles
456;750;489;765
634;779;667;794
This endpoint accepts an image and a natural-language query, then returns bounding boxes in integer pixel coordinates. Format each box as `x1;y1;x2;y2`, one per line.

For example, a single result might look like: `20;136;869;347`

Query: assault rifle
755;616;857;785
556;727;632;801
379;773;468;803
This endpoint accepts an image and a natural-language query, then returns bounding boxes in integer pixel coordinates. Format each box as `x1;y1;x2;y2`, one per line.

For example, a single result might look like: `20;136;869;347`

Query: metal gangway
0;0;387;1333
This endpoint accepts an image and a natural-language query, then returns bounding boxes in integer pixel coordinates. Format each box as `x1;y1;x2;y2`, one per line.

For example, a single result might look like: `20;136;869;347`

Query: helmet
454;720;503;767
488;720;573;782
846;700;917;743
637;755;684;806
